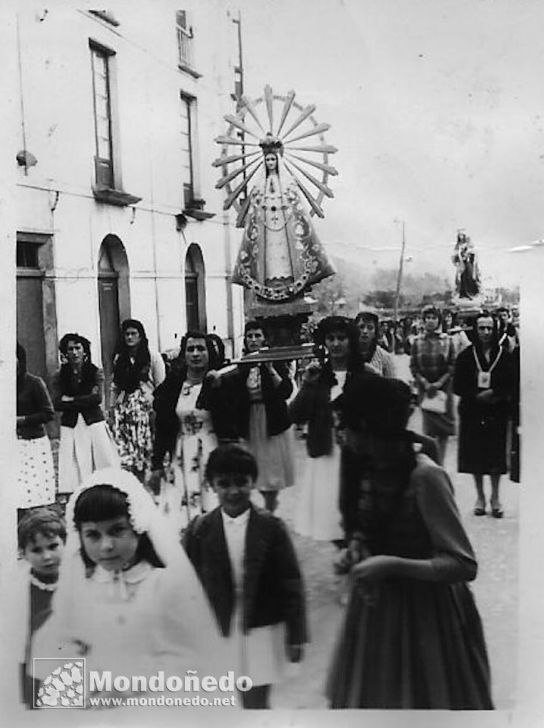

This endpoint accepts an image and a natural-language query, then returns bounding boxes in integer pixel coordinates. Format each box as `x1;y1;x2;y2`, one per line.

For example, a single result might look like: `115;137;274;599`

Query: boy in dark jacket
183;444;307;709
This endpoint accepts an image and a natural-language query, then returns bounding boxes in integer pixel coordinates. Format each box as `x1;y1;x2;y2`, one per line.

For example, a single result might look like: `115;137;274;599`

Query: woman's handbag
420;390;447;414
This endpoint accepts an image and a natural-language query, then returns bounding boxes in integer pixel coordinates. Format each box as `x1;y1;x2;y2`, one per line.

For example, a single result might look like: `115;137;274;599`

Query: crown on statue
259;133;283;156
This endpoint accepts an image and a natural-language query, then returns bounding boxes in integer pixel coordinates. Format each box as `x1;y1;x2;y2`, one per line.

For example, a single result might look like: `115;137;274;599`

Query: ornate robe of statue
232;165;335;302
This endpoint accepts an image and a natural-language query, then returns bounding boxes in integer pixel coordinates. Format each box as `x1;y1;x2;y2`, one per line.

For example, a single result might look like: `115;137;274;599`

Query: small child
183;444;308;709
18;507;66;708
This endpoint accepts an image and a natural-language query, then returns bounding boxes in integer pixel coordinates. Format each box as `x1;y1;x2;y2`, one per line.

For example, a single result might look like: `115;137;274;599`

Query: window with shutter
180;93;195;205
90;43;114;188
176;10;193;68
89;41;142;206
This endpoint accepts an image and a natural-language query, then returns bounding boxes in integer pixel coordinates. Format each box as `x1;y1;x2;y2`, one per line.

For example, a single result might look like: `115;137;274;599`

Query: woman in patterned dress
16;343;56;512
110;319;165;482
149;332;220;531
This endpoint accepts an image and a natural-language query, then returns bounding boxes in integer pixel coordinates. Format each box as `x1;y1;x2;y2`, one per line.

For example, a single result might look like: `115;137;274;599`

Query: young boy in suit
183;444;307;709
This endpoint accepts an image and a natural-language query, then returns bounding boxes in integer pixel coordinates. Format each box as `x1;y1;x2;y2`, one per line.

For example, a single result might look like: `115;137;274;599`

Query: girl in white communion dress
31;467;233;709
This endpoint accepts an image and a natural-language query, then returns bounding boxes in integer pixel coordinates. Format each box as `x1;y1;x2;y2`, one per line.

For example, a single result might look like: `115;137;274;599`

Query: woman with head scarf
53;334;120;496
453;312;514;517
326;376;493;709
16;343;56;511
110;319;165;482
354;311;396;377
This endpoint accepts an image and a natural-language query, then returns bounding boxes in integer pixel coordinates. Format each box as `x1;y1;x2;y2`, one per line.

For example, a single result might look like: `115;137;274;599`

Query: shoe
491;506;504;519
473;505;486;516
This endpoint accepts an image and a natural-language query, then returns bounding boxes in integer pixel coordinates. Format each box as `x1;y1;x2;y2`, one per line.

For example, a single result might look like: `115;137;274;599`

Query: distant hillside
311;253;451;315
310;247;518;317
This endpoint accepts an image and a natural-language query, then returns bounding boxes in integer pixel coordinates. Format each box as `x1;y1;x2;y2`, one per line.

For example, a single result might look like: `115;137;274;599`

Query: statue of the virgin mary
231;134;335;302
452;231;481;300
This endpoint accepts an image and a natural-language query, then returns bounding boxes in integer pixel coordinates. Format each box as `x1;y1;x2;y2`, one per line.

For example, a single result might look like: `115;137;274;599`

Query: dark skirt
509;422;520;483
326;578;493;709
458;408;508;474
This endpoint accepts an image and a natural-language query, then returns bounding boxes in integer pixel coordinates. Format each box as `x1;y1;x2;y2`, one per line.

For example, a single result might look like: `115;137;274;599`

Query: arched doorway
97;235;130;407
185;243;207;332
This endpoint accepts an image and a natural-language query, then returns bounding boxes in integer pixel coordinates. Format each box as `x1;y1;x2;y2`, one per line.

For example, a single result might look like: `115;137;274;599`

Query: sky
232;0;544;289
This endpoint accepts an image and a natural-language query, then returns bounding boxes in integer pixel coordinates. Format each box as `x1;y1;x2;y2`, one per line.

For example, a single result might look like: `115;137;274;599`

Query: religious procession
11;3;524;718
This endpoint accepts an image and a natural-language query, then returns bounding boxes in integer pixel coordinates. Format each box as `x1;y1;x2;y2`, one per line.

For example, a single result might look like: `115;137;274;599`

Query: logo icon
33;659;85;708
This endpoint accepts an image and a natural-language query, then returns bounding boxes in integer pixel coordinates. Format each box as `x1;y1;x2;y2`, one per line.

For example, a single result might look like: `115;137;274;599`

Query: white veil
32;468;230;687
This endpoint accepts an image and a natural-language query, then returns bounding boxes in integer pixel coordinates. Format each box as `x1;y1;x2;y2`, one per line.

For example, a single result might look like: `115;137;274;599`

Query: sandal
473;503;486;516
491;506;504;519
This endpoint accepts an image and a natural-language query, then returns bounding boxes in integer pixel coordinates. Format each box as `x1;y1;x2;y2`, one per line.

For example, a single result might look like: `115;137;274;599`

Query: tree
310;272;347;315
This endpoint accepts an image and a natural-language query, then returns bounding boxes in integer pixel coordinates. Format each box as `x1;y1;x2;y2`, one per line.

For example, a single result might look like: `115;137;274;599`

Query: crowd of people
15;303;520;710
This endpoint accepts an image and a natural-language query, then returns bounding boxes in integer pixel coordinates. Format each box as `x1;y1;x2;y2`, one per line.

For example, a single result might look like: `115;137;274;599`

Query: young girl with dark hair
326;376;493;709
110;319;165;482
53;333;119;495
31;468;227;707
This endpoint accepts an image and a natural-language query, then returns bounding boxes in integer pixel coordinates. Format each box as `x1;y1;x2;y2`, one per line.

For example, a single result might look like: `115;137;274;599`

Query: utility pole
393;220;406;322
231;10;247;202
228;11;245;344
232;13;244;125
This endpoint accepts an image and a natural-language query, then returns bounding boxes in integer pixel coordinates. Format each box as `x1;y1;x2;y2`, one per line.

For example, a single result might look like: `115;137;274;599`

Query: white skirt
248;403;294;492
58;416;121;494
294;441;344;542
224;599;287;687
17;435;56;508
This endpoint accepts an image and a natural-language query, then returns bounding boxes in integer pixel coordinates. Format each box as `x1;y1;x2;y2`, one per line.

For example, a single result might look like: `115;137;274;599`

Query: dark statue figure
452;231;481;300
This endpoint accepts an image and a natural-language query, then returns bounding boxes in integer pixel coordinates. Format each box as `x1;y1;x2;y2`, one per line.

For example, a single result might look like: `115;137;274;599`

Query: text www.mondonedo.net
88;694;237;708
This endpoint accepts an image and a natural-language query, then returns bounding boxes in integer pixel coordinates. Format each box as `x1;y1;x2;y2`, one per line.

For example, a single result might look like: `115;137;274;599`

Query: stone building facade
15;2;245;396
